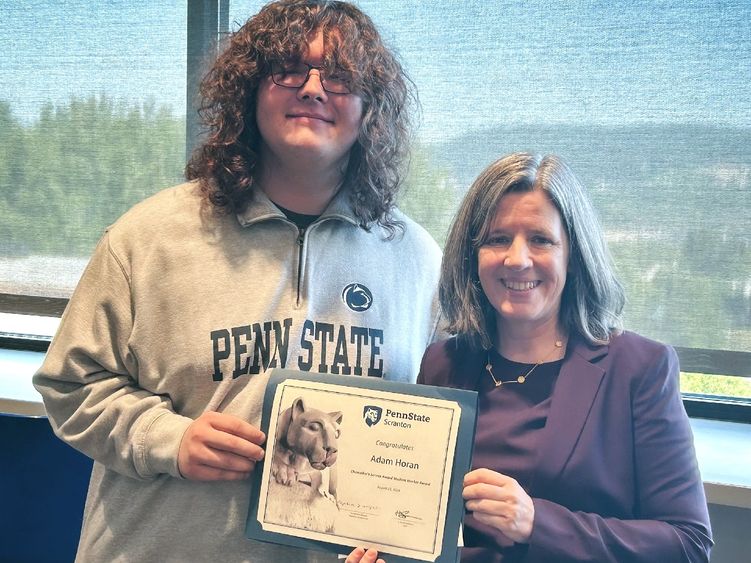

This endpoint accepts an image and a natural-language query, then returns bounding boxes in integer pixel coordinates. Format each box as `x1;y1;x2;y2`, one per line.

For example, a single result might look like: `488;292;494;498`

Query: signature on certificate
394;509;423;521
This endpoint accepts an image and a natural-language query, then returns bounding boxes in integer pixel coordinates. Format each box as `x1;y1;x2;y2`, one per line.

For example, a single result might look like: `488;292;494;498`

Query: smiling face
478;189;570;336
255;29;364;172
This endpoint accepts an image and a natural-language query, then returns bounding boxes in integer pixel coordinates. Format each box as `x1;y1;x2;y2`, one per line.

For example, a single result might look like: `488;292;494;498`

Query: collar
235;187;359;228
566;331;609;364
531;332;611;494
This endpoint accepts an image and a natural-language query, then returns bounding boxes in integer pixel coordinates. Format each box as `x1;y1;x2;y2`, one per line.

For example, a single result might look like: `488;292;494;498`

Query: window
380;0;751;409
0;0;187;311
2;1;749;414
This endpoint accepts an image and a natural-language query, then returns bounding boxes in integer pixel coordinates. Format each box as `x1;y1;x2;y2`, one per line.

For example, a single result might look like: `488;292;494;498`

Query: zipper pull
297;227;305;245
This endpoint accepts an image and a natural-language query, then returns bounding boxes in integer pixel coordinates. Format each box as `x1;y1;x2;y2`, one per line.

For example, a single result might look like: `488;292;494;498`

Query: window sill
691;417;751;509
1;347;749;508
0;349;46;417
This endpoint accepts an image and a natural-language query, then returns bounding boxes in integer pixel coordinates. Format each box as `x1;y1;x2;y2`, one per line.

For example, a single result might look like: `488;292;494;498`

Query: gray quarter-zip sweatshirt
33;181;442;562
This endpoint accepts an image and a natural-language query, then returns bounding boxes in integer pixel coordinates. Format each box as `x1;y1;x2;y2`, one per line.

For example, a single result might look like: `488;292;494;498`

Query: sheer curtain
2;1;749;395
238;0;749;395
0;0;187;301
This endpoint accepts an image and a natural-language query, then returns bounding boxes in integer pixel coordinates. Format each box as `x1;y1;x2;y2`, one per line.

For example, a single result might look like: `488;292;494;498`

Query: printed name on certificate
255;378;462;562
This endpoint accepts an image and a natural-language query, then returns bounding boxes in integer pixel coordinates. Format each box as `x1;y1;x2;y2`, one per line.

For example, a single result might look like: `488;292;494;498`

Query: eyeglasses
269;61;353;95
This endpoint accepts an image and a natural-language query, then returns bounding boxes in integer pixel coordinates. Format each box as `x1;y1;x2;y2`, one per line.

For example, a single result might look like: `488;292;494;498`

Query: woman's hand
346;547;384;563
463;468;535;543
177;411;265;480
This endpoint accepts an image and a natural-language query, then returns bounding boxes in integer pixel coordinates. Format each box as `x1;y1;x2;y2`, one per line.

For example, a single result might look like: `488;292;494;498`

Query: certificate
246;369;477;563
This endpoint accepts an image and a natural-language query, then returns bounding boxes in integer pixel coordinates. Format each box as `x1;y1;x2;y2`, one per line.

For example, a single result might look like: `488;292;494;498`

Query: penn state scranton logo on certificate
246;370;478;563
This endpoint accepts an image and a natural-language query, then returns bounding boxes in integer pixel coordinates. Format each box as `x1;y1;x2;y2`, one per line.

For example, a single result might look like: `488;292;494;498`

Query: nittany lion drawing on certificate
265;396;343;532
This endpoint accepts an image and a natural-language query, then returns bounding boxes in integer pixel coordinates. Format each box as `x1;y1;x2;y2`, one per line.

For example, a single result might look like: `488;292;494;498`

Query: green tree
2;94;185;256
399;143;461;247
681;372;751;399
0;101;29;255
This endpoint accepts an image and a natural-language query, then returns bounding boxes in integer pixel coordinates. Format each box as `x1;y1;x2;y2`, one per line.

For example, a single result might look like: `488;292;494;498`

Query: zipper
296;226;305;306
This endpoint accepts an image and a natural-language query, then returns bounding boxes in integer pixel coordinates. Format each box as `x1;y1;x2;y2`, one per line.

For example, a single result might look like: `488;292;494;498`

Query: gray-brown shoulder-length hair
440;152;625;350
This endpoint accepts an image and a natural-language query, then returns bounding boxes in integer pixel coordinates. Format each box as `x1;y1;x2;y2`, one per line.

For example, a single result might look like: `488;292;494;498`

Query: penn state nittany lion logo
342;283;373;312
363;405;382;427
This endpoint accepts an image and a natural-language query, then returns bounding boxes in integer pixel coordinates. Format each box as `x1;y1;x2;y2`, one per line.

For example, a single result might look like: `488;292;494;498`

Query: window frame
2;295;749;423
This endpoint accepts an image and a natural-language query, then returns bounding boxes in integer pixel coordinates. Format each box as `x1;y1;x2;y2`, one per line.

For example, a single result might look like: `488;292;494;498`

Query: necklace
485;340;564;388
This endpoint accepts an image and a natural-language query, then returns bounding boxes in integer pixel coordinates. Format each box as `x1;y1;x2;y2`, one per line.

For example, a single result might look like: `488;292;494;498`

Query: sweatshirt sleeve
525;345;712;563
33;232;193;480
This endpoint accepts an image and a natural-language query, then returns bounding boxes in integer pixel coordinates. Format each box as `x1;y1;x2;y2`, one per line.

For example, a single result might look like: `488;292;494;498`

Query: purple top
464;352;563;562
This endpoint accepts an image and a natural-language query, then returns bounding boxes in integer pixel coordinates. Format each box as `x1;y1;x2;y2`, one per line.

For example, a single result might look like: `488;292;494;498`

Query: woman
349;153;712;563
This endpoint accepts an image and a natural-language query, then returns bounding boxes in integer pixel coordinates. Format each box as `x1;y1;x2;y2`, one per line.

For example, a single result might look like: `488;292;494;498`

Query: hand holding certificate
246;370;478;563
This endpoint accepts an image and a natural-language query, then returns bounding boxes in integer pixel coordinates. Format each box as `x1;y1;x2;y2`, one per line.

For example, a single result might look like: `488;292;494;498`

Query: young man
33;1;442;561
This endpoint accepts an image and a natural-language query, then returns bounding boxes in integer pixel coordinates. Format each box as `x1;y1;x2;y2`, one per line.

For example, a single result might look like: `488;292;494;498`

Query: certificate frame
246;369;477;563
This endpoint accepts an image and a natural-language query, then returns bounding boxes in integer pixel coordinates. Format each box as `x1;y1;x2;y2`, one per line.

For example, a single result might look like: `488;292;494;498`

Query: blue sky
2;0;750;138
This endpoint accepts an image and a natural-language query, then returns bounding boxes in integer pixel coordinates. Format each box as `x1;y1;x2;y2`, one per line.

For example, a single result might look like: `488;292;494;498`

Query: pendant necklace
485;340;564;388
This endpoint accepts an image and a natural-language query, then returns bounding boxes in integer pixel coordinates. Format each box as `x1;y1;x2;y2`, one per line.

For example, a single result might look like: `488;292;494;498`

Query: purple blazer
418;331;712;562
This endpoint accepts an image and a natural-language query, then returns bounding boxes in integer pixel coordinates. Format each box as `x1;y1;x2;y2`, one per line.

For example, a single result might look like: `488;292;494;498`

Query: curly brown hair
185;0;415;233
